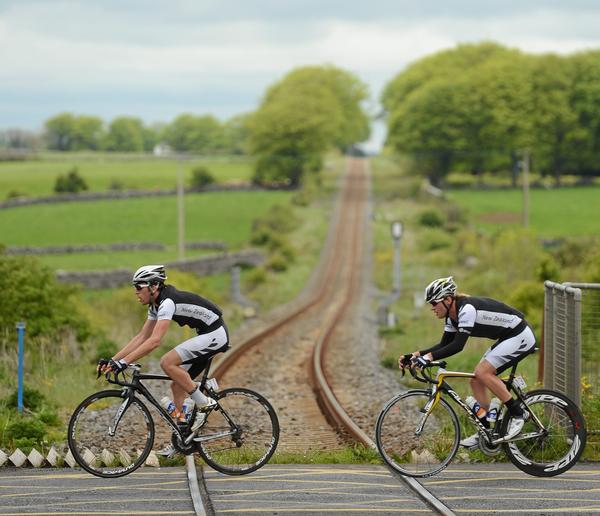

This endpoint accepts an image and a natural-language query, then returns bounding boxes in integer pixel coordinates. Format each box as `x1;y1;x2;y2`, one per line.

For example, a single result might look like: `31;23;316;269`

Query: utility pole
522;150;530;229
177;158;185;260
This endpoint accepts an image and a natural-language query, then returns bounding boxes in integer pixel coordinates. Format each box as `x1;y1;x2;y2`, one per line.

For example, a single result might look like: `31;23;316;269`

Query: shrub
90;338;119;364
418;209;444;228
267;234;296;261
267;204;299;233
251;204;298;236
54;167;88;194
108;178;124;191
6;190;26;200
4;386;47;412
6;417;47;443
190;166;215;189
267;253;288;272
381;356;397;369
418;228;454;252
536;255;560;282
506;281;544;332
245;268;267;289
249;225;274;246
0;254;90;339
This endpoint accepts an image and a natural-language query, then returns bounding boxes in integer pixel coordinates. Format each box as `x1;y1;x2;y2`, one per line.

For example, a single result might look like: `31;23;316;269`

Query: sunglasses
134;283;149;291
429;300;440;307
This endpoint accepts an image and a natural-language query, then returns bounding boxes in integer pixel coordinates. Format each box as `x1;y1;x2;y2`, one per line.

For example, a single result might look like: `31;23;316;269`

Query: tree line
382;42;600;186
1;65;370;187
41;112;249;156
2;42;600;188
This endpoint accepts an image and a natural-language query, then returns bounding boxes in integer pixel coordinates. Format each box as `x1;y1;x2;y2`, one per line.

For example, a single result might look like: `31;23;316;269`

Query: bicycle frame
411;356;547;446
104;357;221;442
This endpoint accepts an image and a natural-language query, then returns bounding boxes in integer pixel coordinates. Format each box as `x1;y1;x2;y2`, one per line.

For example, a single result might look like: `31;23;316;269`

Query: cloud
1;1;600;131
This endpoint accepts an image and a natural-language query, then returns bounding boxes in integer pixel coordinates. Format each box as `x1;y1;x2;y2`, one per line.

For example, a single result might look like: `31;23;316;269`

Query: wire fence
544;281;600;438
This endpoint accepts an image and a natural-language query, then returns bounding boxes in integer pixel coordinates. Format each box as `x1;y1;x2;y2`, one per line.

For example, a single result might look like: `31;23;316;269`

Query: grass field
0;190;292;269
0;154;254;198
447;186;600;237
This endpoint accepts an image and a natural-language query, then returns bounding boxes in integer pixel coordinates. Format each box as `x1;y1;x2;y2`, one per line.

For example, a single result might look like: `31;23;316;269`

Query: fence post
16;322;26;413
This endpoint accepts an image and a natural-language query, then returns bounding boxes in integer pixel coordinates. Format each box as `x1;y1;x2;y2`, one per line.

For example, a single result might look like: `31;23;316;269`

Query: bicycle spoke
68;390;154;478
504;389;586;477
376;390;459;477
197;388;279;475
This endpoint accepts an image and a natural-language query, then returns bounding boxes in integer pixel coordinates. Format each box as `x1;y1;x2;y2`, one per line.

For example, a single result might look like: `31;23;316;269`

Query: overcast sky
1;1;600;149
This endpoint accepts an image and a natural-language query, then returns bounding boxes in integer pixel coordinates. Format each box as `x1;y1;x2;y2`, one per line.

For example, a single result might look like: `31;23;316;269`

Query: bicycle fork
108;394;132;437
415;389;440;436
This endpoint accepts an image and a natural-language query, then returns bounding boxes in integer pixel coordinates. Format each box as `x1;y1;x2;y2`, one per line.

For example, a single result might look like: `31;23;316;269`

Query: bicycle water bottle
160;396;183;421
182;398;195;422
466;395;487;420
487;398;501;424
160;396;180;418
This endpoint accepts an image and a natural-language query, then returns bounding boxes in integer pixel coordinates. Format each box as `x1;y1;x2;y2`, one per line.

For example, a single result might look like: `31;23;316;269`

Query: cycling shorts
175;324;229;379
481;325;536;373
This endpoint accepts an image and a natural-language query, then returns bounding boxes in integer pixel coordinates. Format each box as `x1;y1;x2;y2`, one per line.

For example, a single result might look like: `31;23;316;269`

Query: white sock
190;386;211;406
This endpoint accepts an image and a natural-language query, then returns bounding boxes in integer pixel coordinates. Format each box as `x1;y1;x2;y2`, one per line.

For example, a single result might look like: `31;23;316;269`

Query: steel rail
209;158;455;515
309;159;456;516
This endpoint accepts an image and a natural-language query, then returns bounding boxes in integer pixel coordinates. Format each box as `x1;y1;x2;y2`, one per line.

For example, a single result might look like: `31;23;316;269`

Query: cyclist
399;276;535;448
99;264;230;455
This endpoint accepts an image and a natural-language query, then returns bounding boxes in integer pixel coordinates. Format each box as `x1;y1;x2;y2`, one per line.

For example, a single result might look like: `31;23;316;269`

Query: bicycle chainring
478;436;503;456
171;432;198;455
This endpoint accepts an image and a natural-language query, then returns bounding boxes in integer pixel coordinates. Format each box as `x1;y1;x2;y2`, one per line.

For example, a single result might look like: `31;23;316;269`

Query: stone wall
6;241;226;255
56;250;265;289
1;184;293;210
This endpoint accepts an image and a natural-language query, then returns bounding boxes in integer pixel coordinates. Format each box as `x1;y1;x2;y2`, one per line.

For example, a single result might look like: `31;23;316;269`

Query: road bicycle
375;350;586;478
68;356;279;478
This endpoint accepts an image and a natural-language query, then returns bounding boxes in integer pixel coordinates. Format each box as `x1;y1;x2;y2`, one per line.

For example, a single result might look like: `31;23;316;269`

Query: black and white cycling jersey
445;296;527;340
420;296;532;363
148;284;223;335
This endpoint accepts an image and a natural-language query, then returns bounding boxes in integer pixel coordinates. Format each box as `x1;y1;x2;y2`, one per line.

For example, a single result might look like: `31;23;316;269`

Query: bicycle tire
196;387;279;475
502;389;587;477
375;389;460;478
68;389;155;478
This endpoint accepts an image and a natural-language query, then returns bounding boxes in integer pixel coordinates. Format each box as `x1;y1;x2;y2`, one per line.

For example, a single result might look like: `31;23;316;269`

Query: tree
223;114;251;155
44;113;103;151
162;114;225;153
0;254;89;339
103;116;145;152
45;113;77;151
570;50;600;176
528;54;579;184
249;65;370;186
249;85;340;186
264;66;370;150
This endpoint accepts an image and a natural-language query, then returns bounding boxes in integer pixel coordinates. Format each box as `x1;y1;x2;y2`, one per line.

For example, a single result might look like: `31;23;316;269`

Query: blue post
16;322;26;413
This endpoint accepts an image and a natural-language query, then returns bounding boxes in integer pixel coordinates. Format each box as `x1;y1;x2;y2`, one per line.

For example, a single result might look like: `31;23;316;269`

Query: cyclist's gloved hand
398;354;413;369
96;358;110;378
412;356;430;368
108;358;129;373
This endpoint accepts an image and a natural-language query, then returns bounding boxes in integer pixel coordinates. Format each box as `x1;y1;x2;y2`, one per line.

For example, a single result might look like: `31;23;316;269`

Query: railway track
207;157;455;514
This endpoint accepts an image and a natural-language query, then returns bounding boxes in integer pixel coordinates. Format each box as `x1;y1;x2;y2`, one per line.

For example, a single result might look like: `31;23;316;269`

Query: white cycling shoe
505;412;529;440
190;398;217;432
156;444;179;459
459;433;480;448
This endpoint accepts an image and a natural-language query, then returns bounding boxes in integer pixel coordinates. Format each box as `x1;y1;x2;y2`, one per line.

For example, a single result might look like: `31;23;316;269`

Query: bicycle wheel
196;387;279;475
68;389;155;478
502;389;586;477
375;389;460;477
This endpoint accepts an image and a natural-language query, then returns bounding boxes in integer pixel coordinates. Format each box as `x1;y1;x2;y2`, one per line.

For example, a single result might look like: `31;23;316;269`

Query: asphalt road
2;463;600;515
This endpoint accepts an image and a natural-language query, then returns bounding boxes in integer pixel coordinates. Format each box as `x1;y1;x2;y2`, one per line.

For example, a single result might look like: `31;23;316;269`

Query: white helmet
132;265;167;285
424;276;456;304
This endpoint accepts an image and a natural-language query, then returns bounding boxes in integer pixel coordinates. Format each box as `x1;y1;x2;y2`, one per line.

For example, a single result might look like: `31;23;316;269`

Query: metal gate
544;281;600;435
